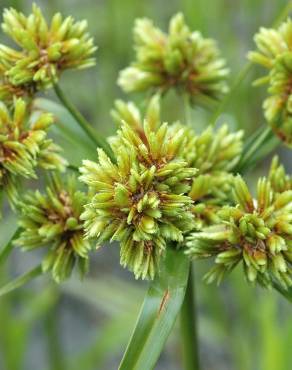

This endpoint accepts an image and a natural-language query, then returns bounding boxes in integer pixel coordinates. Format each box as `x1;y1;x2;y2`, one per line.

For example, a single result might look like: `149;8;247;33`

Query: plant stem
210;62;252;126
45;297;65;370
53;82;116;163
235;126;275;173
180;264;199;370
183;94;192;126
0;264;43;297
0;228;20;266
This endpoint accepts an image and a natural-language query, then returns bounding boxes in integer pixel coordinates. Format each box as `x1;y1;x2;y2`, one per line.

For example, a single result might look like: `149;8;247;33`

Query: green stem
180;264;199;370
53;83;116;163
210;62;252;126
0;264;43;297
45;298;65;370
0;228;20;266
183;94;192;126
235;126;275;173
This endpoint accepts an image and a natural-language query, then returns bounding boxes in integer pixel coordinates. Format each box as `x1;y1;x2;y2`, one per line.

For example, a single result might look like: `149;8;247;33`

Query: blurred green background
0;1;291;370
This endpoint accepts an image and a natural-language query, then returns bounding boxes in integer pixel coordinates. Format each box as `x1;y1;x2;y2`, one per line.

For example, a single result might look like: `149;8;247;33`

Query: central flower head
79;119;197;279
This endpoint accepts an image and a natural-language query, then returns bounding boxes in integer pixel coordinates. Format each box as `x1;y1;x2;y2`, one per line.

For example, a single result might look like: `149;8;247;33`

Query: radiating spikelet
268;155;292;193
0;3;97;92
0;98;67;205
79;119;197;280
15;173;91;283
187;173;292;289
118;13;229;107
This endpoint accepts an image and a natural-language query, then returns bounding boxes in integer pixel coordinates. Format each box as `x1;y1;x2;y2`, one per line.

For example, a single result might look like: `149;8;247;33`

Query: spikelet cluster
118;13;229;106
79;113;197;279
0;98;66;204
111;96;243;231
0;3;96;99
15;174;91;282
187;166;292;289
248;19;292;146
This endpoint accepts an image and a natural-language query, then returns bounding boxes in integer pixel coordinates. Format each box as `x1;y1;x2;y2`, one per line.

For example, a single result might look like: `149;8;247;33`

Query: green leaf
34;98;97;167
119;247;190;370
0;264;43;297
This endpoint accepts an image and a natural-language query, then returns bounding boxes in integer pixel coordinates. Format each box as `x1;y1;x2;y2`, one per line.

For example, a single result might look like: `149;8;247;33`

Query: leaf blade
119;248;190;370
0;265;43;298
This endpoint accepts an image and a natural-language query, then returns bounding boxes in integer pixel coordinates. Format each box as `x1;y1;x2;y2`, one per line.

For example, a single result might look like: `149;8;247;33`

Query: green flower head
0;3;96;90
249;19;292;146
118;13;229;106
263;54;292;146
15;173;91;283
79;119;197;280
112;96;243;232
187;174;292;289
248;18;292;70
0;98;67;204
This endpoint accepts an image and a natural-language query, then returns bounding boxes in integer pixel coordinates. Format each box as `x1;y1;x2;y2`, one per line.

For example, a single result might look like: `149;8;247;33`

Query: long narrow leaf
119;248;190;370
0;265;43;298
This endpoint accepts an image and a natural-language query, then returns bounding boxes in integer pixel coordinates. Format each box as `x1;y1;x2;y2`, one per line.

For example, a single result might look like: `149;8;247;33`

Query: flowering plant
0;4;291;370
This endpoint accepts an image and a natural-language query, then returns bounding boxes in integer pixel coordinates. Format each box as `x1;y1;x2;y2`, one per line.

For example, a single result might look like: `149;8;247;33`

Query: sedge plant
0;3;291;370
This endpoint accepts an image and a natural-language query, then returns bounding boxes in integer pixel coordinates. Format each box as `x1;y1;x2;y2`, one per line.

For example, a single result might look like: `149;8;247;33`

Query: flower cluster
178;122;243;229
118;13;229;106
80;118;197;279
15;174;91;282
248;19;292;146
111;96;243;231
0;3;96;101
187;171;292;289
0;98;66;205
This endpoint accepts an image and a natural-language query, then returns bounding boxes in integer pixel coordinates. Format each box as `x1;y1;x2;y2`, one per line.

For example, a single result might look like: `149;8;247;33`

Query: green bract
0;98;66;205
118;13;229;106
79;119;197;280
249;19;292;146
187;173;292;289
15;174;91;283
0;3;96;94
